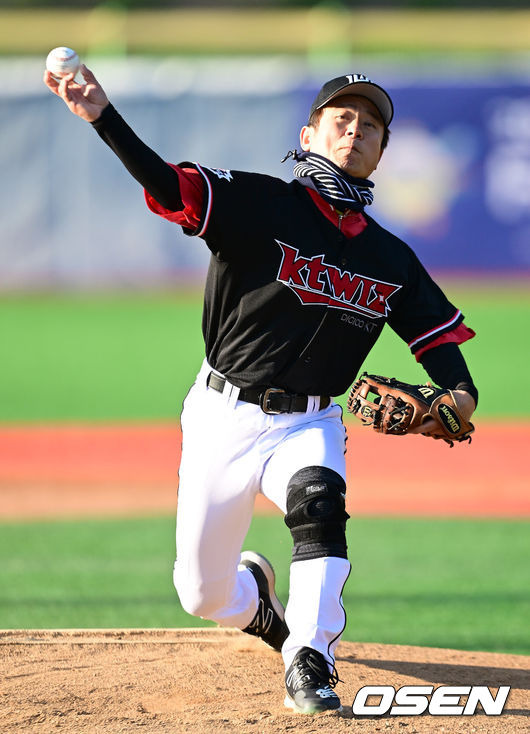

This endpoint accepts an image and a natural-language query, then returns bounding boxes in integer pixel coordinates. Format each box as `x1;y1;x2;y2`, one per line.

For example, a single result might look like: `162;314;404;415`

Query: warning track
0;421;528;519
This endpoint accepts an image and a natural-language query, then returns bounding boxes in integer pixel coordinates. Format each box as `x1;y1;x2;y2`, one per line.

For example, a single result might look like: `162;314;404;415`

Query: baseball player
44;67;477;714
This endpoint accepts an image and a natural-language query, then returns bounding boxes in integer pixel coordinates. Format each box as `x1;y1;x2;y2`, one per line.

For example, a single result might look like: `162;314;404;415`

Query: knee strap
284;466;349;562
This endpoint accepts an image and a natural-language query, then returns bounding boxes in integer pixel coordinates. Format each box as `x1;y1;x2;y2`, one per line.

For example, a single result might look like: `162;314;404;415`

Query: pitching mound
2;628;528;733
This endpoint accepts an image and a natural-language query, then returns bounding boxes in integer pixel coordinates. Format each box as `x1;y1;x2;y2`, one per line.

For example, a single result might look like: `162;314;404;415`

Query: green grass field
0;515;528;655
1;283;529;421
2;1;528;665
1;286;528;653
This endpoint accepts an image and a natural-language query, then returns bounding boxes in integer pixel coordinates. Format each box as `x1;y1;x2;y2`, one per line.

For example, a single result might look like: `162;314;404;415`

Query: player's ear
300;125;312;152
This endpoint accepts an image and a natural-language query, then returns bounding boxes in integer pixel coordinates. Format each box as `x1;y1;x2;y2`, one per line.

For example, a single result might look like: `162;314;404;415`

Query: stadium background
0;0;528;656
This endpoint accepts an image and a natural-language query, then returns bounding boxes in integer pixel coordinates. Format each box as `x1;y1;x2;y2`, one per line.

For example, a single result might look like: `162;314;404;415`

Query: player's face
300;95;385;178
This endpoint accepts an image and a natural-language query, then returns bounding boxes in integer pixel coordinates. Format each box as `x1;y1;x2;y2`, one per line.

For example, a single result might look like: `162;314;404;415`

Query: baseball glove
347;373;474;446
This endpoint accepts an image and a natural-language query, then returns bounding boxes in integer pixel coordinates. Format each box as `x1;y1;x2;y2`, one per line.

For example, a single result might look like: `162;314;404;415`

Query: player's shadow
335;655;530;718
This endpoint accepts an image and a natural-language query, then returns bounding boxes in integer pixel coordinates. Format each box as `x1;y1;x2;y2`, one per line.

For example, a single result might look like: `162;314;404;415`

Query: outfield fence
1;56;529;289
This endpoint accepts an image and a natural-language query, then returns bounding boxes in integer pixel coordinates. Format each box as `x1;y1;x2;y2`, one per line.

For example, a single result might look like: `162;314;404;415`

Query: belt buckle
260;388;286;415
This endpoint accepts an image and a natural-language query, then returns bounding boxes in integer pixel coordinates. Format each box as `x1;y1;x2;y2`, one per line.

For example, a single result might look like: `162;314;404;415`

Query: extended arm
43;65;183;210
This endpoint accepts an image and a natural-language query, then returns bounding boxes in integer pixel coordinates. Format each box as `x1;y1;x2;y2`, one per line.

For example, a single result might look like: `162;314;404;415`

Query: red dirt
0;421;528;520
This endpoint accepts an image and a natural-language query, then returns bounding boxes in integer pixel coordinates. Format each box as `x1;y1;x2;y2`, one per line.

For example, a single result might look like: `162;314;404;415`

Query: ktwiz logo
351;685;511;716
276;241;401;319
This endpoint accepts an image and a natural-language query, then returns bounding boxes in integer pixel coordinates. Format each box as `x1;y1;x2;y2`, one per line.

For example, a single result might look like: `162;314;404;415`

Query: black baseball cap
309;74;394;127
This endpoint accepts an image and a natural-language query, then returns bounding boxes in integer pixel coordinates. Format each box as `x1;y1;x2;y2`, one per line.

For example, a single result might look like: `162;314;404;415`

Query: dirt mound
1;628;528;733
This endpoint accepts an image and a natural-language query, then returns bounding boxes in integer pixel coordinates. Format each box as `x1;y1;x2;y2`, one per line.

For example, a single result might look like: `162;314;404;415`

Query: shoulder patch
202;166;233;182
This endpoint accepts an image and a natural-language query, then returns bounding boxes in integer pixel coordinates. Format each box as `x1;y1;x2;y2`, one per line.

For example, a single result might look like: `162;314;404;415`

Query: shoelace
293;650;340;689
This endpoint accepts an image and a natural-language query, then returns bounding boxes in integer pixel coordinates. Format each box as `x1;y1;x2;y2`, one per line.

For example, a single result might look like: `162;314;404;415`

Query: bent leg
173;480;258;627
173;381;262;629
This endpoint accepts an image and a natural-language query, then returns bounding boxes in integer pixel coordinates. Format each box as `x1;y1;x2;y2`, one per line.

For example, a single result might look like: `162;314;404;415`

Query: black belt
207;372;331;415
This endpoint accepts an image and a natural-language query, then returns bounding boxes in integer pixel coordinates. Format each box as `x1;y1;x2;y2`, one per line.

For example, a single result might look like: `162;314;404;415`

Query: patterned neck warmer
282;149;374;213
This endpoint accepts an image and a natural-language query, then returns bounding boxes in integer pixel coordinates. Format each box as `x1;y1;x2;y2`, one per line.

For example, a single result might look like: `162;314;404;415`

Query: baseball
46;47;80;79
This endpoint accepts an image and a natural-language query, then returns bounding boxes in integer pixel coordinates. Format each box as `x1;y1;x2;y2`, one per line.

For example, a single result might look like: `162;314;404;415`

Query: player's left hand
347;374;475;446
410;389;476;436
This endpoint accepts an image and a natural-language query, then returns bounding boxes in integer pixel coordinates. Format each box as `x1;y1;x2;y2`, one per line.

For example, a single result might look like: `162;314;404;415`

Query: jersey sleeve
171;164;276;258
144;164;204;232
388;249;475;361
145;162;263;256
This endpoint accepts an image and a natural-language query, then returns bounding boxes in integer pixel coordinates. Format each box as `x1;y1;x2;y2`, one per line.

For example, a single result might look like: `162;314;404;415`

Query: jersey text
276;241;401;319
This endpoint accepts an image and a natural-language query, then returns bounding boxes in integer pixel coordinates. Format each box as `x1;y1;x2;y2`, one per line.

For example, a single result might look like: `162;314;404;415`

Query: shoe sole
283;694;342;715
239;550;285;624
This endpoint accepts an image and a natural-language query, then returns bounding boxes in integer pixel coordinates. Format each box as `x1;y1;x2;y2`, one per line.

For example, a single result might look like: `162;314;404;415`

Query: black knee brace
284;466;349;562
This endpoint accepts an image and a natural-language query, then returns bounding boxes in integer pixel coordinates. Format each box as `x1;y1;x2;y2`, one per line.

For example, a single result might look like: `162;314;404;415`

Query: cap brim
317;81;393;127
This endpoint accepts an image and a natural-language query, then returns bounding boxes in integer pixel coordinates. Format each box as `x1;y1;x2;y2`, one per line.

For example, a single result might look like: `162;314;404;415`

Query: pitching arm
43;65;183;211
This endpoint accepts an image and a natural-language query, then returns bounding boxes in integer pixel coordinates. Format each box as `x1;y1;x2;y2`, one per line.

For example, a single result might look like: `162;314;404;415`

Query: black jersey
181;164;465;397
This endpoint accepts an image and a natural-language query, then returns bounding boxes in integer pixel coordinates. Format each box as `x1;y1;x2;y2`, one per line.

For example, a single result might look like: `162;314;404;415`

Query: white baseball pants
173;359;351;669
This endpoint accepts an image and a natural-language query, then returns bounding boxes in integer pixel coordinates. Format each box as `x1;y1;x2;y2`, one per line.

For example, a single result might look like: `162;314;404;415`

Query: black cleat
284;646;342;714
239;551;289;653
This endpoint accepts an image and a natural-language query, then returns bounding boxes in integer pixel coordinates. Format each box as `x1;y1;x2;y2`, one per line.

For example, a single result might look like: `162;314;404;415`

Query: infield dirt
1;628;528;733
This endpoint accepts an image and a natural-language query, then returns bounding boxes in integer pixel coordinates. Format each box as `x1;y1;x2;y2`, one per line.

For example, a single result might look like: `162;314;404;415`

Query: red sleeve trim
414;323;476;362
144;164;204;231
408;309;462;349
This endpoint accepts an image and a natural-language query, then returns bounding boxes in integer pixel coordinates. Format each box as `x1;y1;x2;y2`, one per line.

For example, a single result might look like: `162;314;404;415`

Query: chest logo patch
276;241;402;319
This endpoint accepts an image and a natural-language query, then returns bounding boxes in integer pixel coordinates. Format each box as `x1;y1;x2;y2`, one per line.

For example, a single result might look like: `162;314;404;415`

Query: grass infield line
1;516;528;654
